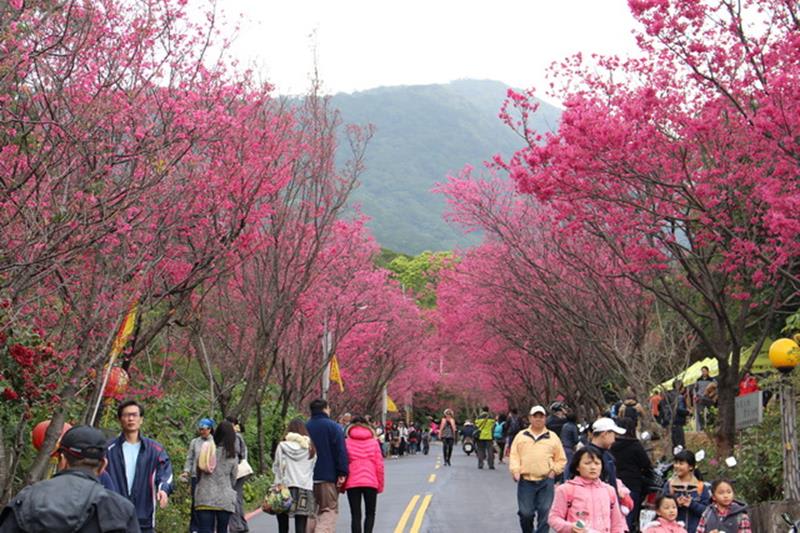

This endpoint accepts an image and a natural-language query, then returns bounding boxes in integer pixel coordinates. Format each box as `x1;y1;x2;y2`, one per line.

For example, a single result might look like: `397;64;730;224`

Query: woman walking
439;409;457;466
272;418;317;533
226;416;251;533
344;416;385;533
194;420;239;533
611;417;652;532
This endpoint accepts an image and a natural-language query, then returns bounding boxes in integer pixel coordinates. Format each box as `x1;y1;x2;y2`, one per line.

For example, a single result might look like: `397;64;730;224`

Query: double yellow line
393;493;433;533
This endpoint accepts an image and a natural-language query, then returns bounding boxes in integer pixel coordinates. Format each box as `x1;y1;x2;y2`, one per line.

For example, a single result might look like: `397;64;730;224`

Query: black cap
59;425;107;460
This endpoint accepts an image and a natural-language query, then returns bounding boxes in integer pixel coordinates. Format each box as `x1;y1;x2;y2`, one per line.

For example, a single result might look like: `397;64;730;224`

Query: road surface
247;443;523;532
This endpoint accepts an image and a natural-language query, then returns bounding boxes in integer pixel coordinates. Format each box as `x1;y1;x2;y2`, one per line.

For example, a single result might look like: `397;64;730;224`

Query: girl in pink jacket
643;495;688;532
549;448;626;533
343;417;385;533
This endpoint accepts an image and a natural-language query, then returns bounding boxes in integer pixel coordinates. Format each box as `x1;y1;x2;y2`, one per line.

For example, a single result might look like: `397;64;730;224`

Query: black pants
442;437;454;464
496;438;506;461
276;514;307;533
671;423;686;448
347;487;378;533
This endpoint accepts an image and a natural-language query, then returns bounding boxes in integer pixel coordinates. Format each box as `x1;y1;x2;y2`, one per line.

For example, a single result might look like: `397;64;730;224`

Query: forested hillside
333;79;561;253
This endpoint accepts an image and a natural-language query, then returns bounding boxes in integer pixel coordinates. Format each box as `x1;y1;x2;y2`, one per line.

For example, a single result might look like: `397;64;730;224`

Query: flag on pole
110;301;138;361
329;355;344;392
387;395;398;412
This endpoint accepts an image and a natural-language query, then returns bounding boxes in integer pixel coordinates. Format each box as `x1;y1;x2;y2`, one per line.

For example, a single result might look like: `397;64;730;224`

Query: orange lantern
102;367;129;398
31;420;73;454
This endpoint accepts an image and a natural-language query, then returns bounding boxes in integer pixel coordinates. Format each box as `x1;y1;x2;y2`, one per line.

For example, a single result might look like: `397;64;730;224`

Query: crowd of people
0;381;757;533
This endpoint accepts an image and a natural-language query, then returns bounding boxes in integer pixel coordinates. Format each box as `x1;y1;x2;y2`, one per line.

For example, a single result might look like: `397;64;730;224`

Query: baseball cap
198;418;215;429
529;405;547;416
592;417;626;434
59;425;107;460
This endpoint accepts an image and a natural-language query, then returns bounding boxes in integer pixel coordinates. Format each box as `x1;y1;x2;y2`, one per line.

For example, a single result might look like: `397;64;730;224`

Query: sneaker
489;466;495;470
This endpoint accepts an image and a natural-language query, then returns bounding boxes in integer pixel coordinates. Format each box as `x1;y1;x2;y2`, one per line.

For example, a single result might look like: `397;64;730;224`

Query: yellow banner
329;355;344;392
387;395;398;412
110;301;138;360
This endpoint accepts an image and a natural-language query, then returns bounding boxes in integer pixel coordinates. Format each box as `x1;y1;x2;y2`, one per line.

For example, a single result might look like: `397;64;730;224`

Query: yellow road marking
393;494;420;533
409;493;433;533
428;474;436;483
435;464;441;469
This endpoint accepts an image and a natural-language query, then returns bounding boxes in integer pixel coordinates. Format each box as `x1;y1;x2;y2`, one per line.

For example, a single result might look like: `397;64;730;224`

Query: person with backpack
695;479;751;533
505;408;523;458
475;407;496;470
509;405;567;533
660;450;710;533
0;425;140;533
180;418;215;533
439;409;457;466
193;420;239;533
548;447;626;533
494;414;507;464
273;418;317;533
619;389;646;430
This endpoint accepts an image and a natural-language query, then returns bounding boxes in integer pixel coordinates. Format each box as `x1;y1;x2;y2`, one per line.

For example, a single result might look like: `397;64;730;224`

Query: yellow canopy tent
653;341;773;393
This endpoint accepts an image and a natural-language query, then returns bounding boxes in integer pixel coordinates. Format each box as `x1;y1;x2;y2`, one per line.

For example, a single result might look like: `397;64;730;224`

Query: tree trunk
256;402;265;475
25;408;66;484
715;363;737;457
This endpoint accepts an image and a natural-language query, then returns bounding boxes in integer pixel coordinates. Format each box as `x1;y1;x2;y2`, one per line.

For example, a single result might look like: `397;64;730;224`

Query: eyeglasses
120;412;141;419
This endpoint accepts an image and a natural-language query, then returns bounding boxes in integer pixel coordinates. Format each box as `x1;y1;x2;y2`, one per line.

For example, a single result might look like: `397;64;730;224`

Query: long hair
286;418;316;459
214;420;237;458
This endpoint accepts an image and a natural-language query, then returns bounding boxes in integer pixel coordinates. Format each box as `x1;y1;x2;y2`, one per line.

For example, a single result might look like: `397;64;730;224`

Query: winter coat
546;415;567;437
272;433;317;491
194;448;238;513
183;435;213;477
643;517;688;533
548;476;626;533
306;411;349;483
560;422;580;452
610;437;652;494
660;477;710;533
585;442;619;497
343;425;385;493
696;501;751;533
474;413;495;441
103;434;173;531
0;469;139;533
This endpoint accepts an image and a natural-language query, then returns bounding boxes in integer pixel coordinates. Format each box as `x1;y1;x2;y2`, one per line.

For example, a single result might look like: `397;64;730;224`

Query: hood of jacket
347;424;375;441
568;476;606;489
280;432;313;461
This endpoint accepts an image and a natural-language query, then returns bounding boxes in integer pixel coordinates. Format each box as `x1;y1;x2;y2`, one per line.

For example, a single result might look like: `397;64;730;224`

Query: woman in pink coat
549;448;626;533
343;416;385;533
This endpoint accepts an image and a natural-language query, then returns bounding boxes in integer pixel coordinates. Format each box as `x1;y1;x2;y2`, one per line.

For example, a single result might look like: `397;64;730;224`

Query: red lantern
102;367;129;398
31;420;73;454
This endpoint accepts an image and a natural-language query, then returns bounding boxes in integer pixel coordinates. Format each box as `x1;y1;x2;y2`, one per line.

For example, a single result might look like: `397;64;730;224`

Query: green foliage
386;251;455;308
334;79;562;254
782;308;800;335
373;248;410;269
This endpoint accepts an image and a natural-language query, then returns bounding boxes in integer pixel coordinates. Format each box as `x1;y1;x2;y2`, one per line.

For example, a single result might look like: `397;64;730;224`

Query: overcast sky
218;1;642;98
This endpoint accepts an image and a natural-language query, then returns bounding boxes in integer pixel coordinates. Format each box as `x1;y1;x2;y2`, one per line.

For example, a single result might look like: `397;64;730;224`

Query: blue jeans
517;477;554;533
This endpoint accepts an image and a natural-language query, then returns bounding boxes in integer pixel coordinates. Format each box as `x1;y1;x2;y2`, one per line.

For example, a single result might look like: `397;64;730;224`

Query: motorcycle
462;435;475;456
783;513;800;533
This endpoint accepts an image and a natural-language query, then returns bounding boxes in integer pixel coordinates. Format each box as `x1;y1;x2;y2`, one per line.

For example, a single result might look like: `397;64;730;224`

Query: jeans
277;514;308;533
476;439;494;468
196;510;231;533
442;437;454;464
346;487;378;533
517;477;554;533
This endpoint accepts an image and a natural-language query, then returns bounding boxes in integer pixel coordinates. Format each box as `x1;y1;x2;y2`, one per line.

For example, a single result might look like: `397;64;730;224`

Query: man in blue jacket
104;400;173;533
306;398;348;533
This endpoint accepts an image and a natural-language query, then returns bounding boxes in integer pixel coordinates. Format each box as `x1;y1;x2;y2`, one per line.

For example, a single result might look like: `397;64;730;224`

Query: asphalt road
247;442;523;532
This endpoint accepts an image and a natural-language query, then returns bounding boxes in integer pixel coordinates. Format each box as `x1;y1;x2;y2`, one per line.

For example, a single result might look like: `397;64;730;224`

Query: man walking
0;425;140;532
306;399;349;533
693;366;716;430
104;400;173;533
509;405;567;533
474;406;496;469
586;417;626;495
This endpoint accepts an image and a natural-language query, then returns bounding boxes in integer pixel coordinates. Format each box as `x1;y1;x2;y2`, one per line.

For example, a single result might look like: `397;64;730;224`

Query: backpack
493;421;505;440
197;440;217;474
620;403;639;426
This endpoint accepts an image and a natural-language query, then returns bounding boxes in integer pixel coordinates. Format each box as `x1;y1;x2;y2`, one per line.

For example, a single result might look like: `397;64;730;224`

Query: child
660;450;710;533
644;495;688;532
695;480;751;533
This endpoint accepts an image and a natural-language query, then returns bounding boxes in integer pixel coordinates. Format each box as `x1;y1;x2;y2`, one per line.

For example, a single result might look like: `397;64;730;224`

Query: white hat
592;417;626;434
529;405;546;416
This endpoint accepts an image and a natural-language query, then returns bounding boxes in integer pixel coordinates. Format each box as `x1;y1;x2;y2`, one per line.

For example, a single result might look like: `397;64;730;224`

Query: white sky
217;1;642;98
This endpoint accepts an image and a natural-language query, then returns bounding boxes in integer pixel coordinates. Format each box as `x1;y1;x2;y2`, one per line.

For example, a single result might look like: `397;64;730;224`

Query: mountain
332;79;561;254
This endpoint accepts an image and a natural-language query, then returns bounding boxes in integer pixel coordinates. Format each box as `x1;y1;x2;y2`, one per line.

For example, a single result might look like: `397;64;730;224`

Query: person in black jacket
545;402;567;437
0;425;140;533
559;411;580;482
610;417;653;532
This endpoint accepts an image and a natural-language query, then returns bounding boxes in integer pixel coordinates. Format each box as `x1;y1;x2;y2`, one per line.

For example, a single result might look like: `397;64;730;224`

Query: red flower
0;331;7;345
9;344;34;367
2;388;19;401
